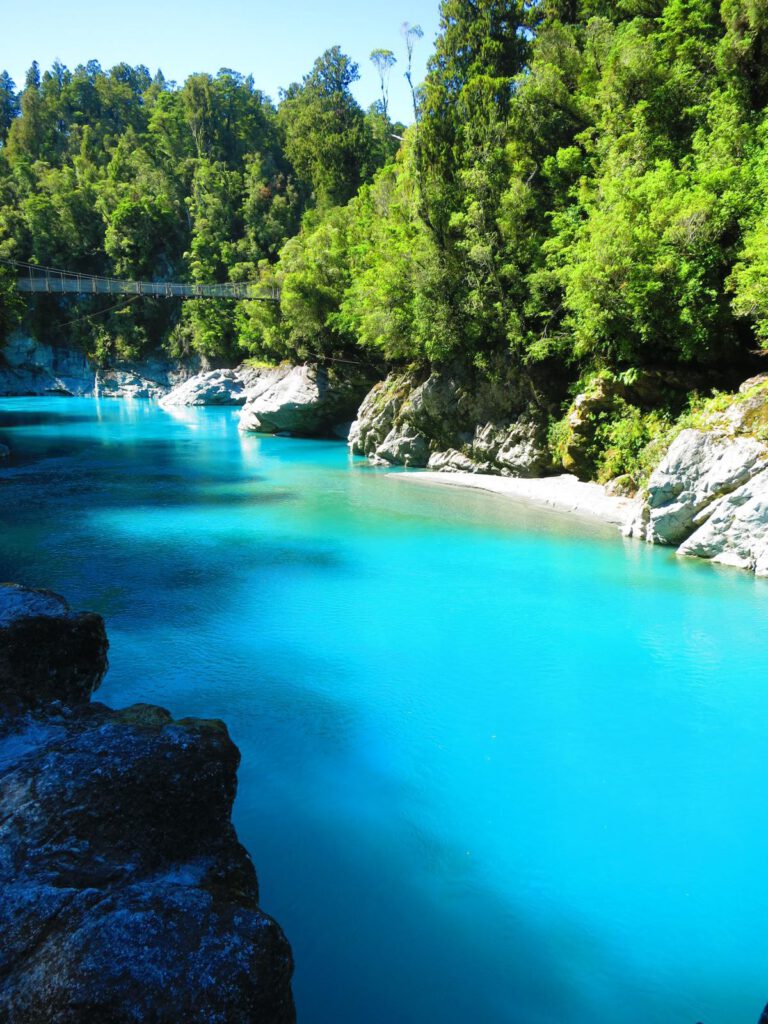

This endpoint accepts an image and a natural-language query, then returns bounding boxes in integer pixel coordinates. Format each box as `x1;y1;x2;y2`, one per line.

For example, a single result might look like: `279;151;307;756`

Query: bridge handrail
1;257;279;302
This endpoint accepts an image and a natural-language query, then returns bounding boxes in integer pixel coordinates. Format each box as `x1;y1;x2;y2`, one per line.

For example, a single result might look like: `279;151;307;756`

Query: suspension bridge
3;259;280;301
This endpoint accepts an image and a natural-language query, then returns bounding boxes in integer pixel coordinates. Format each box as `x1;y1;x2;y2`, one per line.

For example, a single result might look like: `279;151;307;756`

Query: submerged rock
239;364;370;437
0;584;295;1023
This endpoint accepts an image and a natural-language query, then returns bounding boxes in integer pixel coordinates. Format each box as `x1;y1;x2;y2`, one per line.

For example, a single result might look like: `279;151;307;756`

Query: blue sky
3;0;440;125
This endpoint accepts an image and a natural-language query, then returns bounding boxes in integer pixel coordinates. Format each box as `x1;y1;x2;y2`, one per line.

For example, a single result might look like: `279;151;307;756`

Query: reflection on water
1;397;767;1024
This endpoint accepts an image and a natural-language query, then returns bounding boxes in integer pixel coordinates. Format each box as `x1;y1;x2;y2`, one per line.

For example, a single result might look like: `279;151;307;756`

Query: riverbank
392;470;633;527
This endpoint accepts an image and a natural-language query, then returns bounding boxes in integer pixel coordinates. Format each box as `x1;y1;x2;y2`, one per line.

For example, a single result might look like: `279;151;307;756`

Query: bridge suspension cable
1;258;279;302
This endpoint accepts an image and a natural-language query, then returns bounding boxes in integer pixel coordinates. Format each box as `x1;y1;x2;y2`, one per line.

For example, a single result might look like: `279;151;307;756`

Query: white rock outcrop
159;369;247;407
624;409;768;575
677;467;768;575
239;365;369;436
349;370;551;474
624;429;768;545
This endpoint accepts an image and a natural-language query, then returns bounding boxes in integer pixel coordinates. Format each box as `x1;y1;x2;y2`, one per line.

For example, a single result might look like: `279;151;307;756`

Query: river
1;396;766;1024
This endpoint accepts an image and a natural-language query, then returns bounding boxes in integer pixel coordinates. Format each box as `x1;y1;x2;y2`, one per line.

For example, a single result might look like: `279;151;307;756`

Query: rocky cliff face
0;583;295;1023
348;367;553;475
625;377;768;576
0;334;204;400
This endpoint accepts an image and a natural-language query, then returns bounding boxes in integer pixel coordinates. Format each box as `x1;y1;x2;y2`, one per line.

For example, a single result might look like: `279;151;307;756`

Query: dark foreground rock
0;584;295;1023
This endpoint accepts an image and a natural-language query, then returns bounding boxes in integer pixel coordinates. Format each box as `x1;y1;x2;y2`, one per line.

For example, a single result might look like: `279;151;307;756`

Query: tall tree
0;72;18;143
370;49;396;119
400;22;423;123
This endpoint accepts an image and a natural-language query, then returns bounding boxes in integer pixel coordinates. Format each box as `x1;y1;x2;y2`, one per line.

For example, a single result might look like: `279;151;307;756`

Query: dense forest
3;0;768;479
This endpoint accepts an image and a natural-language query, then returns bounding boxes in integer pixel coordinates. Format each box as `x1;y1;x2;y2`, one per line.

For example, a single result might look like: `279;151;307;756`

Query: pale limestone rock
239;365;369;436
375;429;430;467
349;370;550;474
623;429;768;545
427;449;486;473
160;369;246;407
348;377;410;458
677;467;768;575
489;420;550;476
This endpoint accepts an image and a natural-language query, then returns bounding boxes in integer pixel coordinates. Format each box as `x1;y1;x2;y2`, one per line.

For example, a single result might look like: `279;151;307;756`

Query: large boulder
0;586;295;1023
0;584;108;707
624;429;768;545
349;368;552;474
623;376;768;576
677;466;768;575
160;368;247;407
239;364;370;437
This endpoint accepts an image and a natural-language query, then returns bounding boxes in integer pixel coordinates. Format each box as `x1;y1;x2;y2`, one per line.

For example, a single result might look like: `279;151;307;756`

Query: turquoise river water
1;396;767;1024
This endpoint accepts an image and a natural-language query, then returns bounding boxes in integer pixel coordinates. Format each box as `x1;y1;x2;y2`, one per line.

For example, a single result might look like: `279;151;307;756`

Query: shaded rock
331;421;353;441
559;376;626;479
427;449;485;473
160;368;247;407
0;584;108;707
0;335;205;400
624;429;768;545
677;466;768;575
96;353;205;401
0;443;9;460
0;335;93;396
604;474;637;498
374;428;430;467
350;368;552;474
0;586;295;1023
239;364;370;437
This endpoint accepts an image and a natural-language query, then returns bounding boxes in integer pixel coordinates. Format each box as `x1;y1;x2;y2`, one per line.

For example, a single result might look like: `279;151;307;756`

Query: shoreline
391;470;634;527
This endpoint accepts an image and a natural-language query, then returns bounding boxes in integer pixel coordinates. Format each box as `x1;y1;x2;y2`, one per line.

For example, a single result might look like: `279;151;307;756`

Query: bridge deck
17;274;278;300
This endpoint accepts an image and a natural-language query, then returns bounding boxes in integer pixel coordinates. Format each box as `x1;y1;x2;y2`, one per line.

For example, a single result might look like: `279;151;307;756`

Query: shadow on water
0;428;341;640
0;409;98;429
226;664;683;1024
